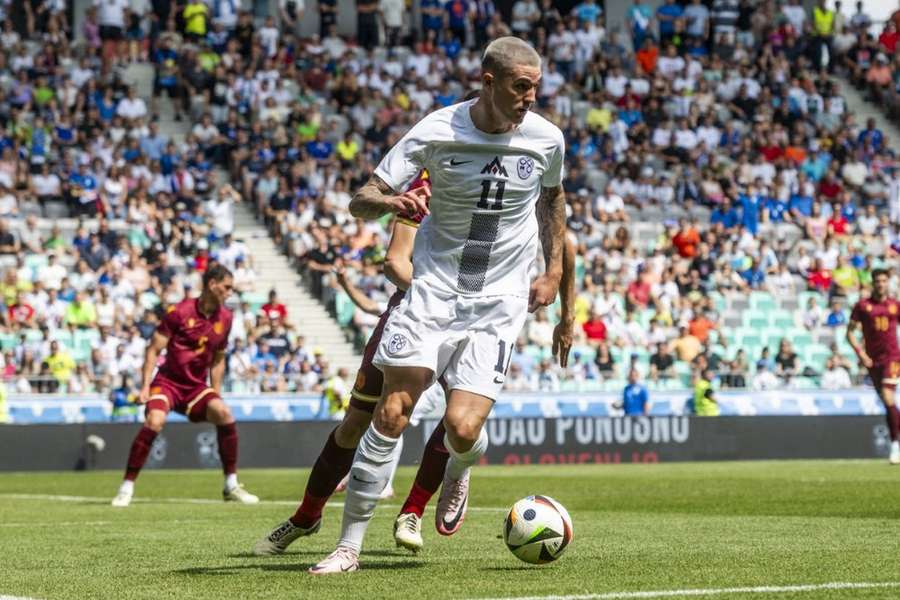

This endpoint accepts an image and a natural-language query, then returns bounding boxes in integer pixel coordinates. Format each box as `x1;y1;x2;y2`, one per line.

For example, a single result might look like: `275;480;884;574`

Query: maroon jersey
850;297;900;365
156;298;233;387
397;170;430;227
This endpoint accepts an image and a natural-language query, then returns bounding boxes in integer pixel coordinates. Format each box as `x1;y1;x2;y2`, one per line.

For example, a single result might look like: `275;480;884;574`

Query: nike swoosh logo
442;492;468;531
493;376;504;384
351;474;377;485
449;159;472;166
341;564;355;572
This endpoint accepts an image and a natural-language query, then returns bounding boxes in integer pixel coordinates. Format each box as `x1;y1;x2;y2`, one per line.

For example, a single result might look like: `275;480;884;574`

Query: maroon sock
400;421;449;517
290;429;356;528
216;423;239;476
887;405;900;442
125;426;158;481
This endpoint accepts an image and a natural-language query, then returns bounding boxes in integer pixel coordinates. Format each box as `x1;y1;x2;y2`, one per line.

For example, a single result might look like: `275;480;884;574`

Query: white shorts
373;280;529;401
409;382;446;427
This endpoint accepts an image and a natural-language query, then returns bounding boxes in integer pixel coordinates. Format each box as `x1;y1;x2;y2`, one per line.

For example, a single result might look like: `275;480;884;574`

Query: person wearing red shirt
582;311;608;343
827;202;849;237
261;289;288;323
627;274;652;309
847;269;900;463
807;259;833;292
817;171;843;201
672;219;700;258
7;292;35;326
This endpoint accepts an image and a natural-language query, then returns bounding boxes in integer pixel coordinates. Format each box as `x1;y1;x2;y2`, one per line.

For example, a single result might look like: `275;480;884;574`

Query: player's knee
446;417;482;448
208;402;233;425
144;410;166;432
373;398;408;437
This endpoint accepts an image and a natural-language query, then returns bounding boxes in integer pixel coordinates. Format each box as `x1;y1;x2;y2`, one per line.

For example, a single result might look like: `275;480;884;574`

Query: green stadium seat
334;291;356;326
0;332;15;350
241;291;268;313
24;329;43;342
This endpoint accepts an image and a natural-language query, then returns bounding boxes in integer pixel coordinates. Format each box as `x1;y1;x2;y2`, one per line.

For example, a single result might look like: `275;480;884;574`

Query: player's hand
528;273;560;313
552;320;574;368
138;386;151;405
387;185;430;217
860;353;874;369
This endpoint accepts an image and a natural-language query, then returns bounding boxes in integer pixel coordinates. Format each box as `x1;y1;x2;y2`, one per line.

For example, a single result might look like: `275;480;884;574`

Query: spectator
751;361;780;391
692;368;719;416
649;342;676;381
821;357;852;389
621;368;649;416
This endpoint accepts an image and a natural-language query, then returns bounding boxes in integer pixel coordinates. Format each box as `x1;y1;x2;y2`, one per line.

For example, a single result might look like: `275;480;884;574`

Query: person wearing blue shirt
825;303;847;328
306;133;333;161
628;1;653;49
439;33;462;60
622;369;649;416
857;118;883;151
444;0;469;43
711;200;740;230
740;258;766;289
572;0;601;25
738;187;762;235
766;197;789;223
619;108;642;128
789;192;814;218
655;0;683;44
420;0;444;36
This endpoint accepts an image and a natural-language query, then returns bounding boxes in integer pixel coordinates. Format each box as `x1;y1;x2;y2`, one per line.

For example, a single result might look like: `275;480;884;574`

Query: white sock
444;426;488;481
337;424;400;553
385;435;404;489
119;480;134;495
224;473;238;490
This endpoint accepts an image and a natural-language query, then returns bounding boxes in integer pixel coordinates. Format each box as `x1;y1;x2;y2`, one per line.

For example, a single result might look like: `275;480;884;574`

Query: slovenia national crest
517;157;534;180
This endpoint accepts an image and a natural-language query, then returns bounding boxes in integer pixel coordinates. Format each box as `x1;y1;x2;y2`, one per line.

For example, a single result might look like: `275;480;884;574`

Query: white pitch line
0;493;508;512
468;581;900;600
0;595;44;600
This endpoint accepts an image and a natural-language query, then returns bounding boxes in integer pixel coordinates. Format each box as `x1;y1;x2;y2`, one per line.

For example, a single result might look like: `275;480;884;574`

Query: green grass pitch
1;461;899;599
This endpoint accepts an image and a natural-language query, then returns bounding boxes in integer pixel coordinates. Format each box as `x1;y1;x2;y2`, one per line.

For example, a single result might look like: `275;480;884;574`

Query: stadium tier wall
0;416;889;471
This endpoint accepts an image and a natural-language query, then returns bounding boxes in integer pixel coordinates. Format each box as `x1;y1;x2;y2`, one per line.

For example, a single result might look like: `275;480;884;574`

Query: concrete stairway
232;204;361;374
123;61;362;374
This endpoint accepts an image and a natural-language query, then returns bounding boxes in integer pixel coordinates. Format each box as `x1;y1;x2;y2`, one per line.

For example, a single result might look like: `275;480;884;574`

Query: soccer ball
503;495;573;564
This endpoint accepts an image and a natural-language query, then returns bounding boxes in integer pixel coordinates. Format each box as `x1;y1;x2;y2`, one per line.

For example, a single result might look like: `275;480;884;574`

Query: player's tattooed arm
537;184;565;281
552;235;576;368
350;174;431;221
529;185;566;313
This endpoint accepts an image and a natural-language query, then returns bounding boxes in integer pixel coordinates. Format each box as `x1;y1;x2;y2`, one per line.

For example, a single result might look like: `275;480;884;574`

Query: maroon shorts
869;360;900;392
145;375;221;422
350;293;405;413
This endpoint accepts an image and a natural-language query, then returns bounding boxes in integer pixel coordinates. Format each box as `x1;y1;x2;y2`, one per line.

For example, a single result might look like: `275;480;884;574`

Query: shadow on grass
176;560;424;576
481;565;557;571
227;550;407;559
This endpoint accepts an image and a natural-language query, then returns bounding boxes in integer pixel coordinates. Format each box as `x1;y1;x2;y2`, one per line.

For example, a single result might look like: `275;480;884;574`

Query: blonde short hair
481;36;541;79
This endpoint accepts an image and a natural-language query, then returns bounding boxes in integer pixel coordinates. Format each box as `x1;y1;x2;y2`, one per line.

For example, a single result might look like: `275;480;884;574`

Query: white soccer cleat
308;547;359;575
393;512;423;553
253;519;321;555
435;469;469;536
224;484;260;504
110;490;133;508
890;442;900;465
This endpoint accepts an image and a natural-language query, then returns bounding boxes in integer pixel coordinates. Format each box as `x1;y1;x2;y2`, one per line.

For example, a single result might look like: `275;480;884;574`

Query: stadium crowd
0;0;896;404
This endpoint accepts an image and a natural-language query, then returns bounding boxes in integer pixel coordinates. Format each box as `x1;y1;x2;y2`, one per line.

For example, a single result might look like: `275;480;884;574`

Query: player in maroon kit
111;264;259;506
253;173;453;554
847;268;900;464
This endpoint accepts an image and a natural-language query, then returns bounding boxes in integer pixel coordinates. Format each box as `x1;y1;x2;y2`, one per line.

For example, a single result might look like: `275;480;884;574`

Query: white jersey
374;100;565;299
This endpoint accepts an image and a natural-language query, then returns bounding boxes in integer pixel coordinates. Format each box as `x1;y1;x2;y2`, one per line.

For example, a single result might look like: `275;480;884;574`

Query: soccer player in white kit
309;36;567;574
